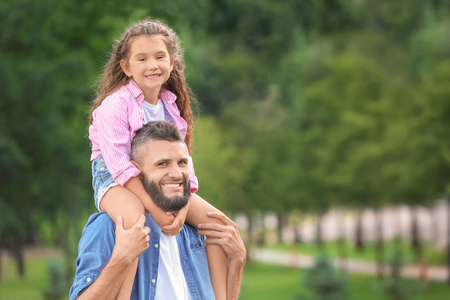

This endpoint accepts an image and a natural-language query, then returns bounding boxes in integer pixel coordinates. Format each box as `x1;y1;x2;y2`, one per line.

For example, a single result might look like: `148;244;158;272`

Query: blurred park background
1;0;450;299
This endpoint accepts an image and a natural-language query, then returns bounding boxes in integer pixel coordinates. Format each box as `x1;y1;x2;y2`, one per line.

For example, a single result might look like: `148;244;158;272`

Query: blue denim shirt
69;213;215;300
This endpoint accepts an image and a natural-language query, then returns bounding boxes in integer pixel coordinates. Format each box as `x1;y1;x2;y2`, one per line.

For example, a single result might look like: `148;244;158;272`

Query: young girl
89;18;228;299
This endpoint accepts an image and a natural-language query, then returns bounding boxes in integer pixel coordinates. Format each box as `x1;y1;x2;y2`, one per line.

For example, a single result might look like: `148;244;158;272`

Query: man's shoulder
80;212;115;241
86;212;114;226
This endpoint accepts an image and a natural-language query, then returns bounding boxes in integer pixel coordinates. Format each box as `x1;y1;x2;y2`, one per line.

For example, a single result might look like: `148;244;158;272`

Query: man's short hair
131;121;185;164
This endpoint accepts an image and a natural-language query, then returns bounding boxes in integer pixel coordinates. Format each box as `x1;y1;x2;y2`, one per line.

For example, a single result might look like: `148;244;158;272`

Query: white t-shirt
154;233;193;300
142;99;165;124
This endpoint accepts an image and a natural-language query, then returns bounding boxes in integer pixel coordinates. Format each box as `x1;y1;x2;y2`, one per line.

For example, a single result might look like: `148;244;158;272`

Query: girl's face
121;35;174;104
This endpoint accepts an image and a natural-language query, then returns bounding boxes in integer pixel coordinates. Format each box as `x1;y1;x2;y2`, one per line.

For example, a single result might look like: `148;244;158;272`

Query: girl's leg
100;185;145;300
187;194;228;300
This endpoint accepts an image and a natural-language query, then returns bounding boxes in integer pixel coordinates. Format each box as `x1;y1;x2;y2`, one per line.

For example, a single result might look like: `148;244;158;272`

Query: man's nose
167;164;182;178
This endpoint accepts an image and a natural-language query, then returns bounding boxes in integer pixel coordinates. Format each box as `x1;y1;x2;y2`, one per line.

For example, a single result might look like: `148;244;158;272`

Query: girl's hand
162;201;190;235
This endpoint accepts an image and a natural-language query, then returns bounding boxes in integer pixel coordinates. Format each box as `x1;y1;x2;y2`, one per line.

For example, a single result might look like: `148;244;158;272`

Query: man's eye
158;162;167;166
179;161;187;166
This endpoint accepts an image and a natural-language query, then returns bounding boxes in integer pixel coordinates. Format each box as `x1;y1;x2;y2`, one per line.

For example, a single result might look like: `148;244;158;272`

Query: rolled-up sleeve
188;154;198;193
69;214;116;300
95;95;141;186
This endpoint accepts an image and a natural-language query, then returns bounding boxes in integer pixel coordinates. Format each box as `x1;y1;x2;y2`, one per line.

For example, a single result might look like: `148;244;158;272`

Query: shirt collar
159;89;177;104
127;79;177;104
127;79;144;101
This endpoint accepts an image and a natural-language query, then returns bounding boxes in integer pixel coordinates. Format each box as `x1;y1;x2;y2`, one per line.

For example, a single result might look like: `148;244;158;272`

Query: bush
42;260;67;300
378;252;421;300
296;254;349;300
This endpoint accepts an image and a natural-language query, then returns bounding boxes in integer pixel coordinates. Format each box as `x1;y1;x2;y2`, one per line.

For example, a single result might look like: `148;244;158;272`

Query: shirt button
86;277;92;283
154;244;159;248
100;166;106;171
152;279;156;284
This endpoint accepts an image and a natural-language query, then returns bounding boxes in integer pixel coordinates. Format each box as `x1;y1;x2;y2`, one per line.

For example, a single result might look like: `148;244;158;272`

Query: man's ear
120;59;131;77
131;159;141;170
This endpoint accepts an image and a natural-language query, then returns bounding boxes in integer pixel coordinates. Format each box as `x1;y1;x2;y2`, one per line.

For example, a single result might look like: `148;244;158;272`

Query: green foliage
378;252;421;300
42;260;67;300
296;255;349;300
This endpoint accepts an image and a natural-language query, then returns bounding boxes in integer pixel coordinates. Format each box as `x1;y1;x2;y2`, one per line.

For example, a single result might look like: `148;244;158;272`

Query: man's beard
142;175;190;212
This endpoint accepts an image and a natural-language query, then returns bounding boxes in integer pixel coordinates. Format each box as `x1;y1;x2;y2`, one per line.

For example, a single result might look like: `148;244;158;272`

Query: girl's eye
138;58;146;61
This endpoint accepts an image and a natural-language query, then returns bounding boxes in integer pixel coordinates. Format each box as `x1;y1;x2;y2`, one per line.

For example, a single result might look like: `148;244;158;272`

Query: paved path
251;248;448;282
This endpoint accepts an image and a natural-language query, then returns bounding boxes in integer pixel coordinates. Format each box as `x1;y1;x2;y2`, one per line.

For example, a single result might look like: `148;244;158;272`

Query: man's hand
198;212;246;264
113;215;151;263
198;211;246;300
77;215;151;300
162;201;190;235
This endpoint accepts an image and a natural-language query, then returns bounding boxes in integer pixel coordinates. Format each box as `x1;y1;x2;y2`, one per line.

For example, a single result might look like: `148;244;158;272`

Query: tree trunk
446;197;450;285
0;233;4;281
375;208;385;280
392;206;403;259
0;247;2;281
256;212;266;246
410;206;422;263
12;235;25;278
336;207;347;271
277;213;284;244
355;207;365;251
247;212;253;245
294;212;303;245
316;212;323;250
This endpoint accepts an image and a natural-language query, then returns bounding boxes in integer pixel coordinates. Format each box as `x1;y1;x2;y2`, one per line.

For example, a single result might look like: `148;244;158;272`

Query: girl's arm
186;193;229;300
198;212;246;300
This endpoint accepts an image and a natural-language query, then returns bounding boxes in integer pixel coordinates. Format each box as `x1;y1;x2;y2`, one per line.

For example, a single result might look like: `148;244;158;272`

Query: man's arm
198;212;247;300
77;215;150;300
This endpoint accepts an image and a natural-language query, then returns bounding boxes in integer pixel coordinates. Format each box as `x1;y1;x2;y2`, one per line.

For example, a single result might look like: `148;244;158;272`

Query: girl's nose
148;60;158;71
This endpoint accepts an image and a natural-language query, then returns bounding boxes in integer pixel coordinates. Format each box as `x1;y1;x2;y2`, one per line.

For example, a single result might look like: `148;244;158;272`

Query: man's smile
161;179;185;194
162;182;183;188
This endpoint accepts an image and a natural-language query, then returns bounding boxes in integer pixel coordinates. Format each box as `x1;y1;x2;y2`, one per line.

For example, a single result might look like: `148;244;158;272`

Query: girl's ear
169;57;175;73
120;59;131;77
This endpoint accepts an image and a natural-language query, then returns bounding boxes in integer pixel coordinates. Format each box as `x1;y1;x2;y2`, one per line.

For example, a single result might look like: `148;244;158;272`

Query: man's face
138;140;190;212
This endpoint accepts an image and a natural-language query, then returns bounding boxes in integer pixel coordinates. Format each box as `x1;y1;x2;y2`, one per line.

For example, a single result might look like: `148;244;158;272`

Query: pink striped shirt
89;80;198;192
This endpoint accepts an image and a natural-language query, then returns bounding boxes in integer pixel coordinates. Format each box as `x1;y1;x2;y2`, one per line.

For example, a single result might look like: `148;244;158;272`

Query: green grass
241;262;450;300
266;240;446;265
0;256;56;300
1;253;449;300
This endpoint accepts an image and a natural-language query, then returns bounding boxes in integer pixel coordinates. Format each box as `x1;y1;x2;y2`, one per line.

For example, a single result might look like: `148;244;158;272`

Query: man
70;121;246;300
